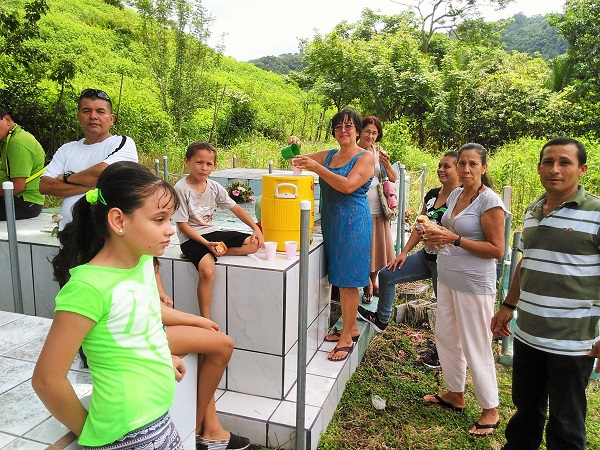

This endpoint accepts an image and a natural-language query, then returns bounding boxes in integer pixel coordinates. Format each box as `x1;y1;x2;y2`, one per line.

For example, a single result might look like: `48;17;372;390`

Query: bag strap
379;163;387;182
25;166;46;183
104;136;127;160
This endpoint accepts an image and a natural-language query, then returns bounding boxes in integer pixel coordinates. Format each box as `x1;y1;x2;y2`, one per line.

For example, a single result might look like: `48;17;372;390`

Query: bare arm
154;267;173;308
160;303;219;331
0;177;26;196
425;206;506;260
297;151;374;194
378;148;397;183
230;204;264;247
287;136;374;193
386;204;426;270
491;259;521;337
32;312;95;436
40;162;108;197
176;222;223;256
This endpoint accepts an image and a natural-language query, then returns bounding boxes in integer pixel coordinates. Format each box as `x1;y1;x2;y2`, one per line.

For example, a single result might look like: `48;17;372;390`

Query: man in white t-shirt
40;89;138;229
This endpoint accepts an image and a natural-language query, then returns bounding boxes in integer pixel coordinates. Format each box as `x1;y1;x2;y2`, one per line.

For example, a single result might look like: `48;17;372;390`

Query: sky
200;0;567;61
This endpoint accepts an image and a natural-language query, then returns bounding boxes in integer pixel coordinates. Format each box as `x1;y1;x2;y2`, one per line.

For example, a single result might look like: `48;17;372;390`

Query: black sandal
362;292;373;304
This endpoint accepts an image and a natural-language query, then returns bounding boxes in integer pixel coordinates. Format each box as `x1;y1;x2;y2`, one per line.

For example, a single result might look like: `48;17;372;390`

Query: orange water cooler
261;174;314;251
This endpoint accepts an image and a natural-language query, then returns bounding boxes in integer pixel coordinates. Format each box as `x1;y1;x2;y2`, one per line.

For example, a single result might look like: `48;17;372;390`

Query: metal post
295;200;310;450
499;231;521;365
233;155;237;168
154;159;160;177
268;160;273;174
396;165;407;255
502;186;513;262
162;156;169;182
420;163;427;204
3;182;23;314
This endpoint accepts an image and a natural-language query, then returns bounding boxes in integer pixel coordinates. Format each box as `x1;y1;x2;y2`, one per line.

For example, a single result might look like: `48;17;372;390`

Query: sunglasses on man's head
79;89;111;104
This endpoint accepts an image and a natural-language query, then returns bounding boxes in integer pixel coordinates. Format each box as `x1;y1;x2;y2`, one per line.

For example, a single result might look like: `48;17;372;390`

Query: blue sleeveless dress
320;149;372;288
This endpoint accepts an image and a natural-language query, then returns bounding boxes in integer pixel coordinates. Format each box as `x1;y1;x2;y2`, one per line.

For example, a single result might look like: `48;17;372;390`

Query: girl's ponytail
52;196;105;287
51;161;177;286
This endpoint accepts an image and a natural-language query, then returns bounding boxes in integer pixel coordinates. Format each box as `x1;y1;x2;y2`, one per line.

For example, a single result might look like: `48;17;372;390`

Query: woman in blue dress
289;108;374;361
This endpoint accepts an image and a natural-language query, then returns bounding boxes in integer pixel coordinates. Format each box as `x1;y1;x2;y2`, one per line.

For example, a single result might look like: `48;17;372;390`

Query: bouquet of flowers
226;180;254;203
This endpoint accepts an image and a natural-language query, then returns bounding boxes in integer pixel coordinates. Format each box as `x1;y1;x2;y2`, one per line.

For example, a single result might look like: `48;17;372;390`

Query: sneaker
196;433;250;450
357;306;388;333
419;349;441;370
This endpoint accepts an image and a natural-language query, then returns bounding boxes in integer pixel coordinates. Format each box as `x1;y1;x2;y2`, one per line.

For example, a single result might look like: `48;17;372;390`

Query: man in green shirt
0;106;46;220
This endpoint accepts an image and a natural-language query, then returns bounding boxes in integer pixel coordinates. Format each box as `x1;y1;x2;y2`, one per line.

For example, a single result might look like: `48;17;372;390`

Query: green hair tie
85;188;107;205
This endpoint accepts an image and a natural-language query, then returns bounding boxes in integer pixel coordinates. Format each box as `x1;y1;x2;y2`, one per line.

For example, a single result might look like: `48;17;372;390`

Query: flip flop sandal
469;420;500;437
327;342;354;361
324;329;359;343
362;293;373;304
424;394;464;413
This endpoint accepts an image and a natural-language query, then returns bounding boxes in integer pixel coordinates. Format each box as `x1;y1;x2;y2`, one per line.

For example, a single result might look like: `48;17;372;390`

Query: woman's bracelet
501;301;517;311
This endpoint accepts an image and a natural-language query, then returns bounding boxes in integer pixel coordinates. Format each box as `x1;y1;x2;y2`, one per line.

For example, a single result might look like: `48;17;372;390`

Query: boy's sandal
362;292;373;304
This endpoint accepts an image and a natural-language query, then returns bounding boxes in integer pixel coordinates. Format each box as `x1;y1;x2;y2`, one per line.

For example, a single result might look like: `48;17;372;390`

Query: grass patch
315;323;600;450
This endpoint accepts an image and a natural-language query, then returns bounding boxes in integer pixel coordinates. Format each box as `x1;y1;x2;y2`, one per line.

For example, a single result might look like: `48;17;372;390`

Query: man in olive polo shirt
0;106;46;220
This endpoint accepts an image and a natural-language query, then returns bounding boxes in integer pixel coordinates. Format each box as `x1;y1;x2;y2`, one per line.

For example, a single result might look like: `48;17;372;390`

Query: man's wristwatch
453;236;462;246
63;171;75;184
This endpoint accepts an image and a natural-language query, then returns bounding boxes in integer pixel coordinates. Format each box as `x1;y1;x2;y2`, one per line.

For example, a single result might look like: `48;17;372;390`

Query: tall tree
131;0;222;136
392;0;513;53
549;0;600;136
550;0;600;91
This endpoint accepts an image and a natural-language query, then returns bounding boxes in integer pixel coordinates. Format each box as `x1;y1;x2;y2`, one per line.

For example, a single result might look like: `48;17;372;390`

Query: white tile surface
268;400;321;450
0;357;36;395
285;373;335;408
0;311;24;326
227;349;282;398
156;258;173;304
1;437;48;450
31;245;60;319
216;391;280;421
0;316;51;355
170;354;198;444
0;431;16;447
0;242;35;315
172;261;226;330
284;264;299;354
227;267;284;355
23;416;70;445
0;380;51;437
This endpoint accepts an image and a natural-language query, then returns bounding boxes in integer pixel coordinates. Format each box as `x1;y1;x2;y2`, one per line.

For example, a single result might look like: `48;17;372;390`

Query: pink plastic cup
291;157;302;175
285;240;298;259
264;241;277;261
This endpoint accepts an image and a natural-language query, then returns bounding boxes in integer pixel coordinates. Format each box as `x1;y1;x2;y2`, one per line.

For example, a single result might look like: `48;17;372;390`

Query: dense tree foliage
250;53;306;75
549;0;600;136
500;13;567;60
293;5;597;150
399;0;512;53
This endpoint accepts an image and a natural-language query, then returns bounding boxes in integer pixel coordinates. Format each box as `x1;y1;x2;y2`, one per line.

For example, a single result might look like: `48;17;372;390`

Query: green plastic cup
281;142;300;159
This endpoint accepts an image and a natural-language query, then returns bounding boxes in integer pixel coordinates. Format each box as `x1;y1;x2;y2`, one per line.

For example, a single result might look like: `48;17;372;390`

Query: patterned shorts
83;413;182;450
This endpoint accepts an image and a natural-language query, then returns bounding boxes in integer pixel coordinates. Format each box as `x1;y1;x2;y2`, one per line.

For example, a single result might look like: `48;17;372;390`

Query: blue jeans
503;339;594;450
376;249;437;324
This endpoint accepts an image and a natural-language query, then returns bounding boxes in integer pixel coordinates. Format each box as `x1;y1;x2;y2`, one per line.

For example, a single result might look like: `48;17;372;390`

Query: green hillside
500;13;568;60
0;0;316;170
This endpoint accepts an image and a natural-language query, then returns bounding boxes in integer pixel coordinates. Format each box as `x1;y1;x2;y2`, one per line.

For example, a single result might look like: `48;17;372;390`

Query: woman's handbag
377;164;399;220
